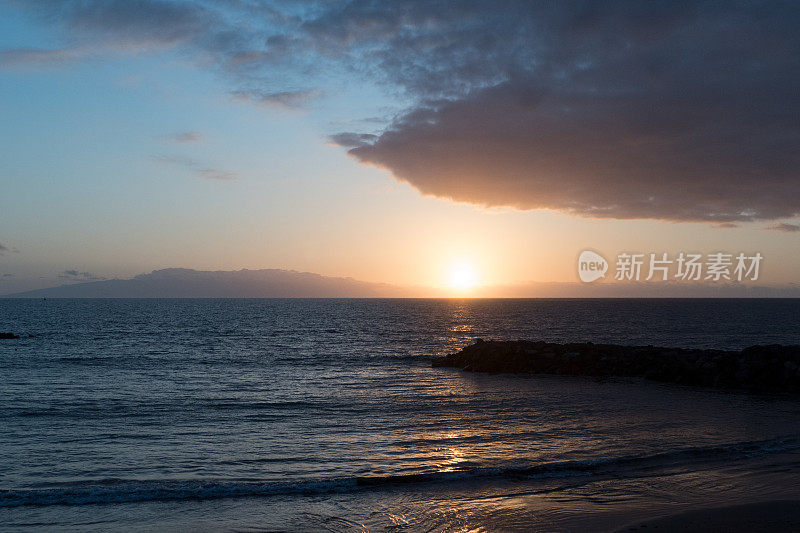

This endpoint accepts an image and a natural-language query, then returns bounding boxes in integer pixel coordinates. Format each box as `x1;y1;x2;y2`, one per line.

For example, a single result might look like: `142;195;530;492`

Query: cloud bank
324;1;800;222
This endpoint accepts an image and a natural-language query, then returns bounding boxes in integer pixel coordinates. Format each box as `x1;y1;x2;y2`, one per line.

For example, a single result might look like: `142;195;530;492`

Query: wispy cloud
198;168;237;181
152;154;196;167
766;223;800;233
3;0;215;70
328;132;378;148
35;0;213;50
59;270;106;281
230;88;323;110
0;48;80;67
0;243;16;255
164;131;203;143
153;154;238;181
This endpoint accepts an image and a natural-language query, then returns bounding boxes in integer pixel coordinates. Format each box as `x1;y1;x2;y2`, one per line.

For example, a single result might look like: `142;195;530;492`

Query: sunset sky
1;1;799;294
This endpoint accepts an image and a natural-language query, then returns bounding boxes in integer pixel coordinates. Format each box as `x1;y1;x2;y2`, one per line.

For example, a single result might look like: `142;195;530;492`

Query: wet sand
617;500;800;532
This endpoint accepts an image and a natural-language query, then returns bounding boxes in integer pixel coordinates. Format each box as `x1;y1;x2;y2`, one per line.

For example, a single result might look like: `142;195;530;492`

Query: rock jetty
432;340;800;393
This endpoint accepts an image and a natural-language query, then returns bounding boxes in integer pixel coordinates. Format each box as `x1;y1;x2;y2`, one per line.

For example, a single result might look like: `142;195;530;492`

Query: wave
3;435;799;508
4;398;374;419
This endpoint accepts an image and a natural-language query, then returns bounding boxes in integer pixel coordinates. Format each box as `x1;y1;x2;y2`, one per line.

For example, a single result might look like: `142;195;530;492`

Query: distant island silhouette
1;268;412;298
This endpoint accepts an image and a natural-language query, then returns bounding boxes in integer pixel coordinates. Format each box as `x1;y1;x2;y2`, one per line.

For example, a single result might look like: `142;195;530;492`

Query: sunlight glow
447;262;479;290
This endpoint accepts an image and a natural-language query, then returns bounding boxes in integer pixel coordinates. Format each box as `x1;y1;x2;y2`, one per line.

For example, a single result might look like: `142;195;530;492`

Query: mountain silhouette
2;268;411;298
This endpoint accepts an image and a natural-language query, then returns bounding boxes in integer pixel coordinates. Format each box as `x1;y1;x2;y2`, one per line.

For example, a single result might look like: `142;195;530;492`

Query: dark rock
0;332;20;339
432;340;800;393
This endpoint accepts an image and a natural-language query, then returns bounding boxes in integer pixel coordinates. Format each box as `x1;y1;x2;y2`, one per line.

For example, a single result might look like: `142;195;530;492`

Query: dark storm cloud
7;1;800;221
339;74;800;221
322;1;800;222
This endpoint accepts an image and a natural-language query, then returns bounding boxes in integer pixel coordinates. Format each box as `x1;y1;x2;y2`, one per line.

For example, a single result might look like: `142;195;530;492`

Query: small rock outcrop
432;339;800;393
0;332;20;339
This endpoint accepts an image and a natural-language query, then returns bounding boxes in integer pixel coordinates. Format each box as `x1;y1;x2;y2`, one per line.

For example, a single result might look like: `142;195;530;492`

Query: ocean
1;298;800;531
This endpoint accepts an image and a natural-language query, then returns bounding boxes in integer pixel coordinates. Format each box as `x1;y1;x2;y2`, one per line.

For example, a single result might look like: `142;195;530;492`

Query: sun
447;262;479;291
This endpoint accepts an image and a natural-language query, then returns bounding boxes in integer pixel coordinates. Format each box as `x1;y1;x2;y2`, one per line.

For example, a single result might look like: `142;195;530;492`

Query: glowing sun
447;262;479;290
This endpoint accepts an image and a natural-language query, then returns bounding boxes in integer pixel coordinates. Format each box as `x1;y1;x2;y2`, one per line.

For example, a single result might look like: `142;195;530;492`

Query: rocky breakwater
432;340;800;393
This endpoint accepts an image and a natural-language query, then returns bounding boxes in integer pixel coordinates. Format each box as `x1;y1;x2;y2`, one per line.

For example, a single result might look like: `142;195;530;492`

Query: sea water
1;298;799;531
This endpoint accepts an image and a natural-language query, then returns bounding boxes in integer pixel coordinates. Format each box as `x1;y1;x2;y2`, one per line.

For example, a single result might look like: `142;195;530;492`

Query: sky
0;0;799;295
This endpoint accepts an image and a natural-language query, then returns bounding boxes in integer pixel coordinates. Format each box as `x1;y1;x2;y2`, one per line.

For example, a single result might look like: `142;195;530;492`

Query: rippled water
1;299;800;531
